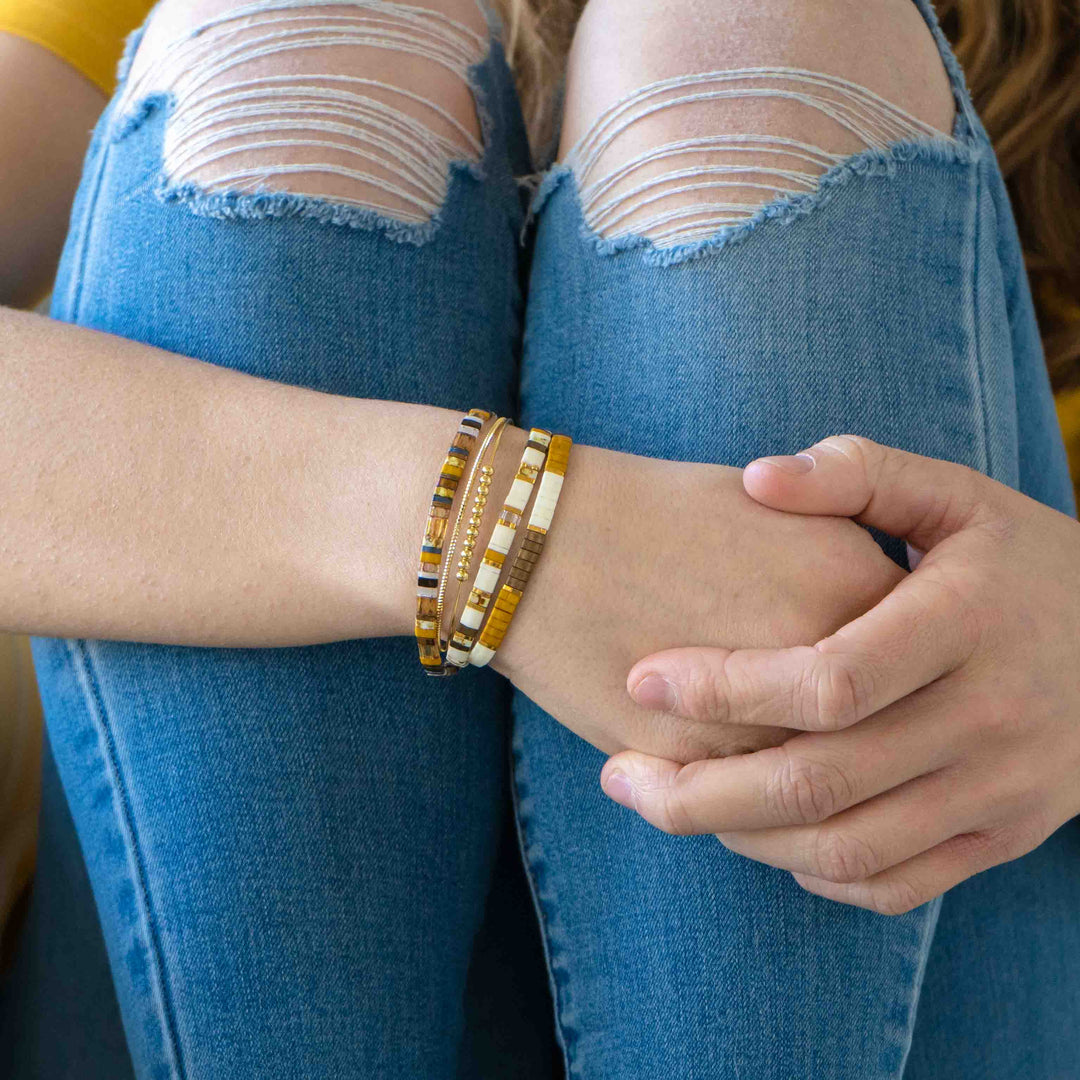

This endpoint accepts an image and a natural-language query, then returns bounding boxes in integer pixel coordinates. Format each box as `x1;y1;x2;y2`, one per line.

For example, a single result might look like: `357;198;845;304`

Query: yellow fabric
0;0;153;94
1056;386;1080;508
1042;278;1080;509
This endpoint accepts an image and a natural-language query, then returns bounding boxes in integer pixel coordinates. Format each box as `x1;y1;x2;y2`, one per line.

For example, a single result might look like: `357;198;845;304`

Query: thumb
742;434;999;551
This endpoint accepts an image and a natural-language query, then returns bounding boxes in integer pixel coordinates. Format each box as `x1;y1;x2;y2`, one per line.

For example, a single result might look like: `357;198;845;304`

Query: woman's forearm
1;307;528;646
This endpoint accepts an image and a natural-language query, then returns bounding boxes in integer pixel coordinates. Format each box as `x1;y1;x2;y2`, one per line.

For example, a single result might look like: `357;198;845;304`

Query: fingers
628;564;980;731
601;686;962;833
742;434;1002;552
714;767;976;883
792;819;1043;915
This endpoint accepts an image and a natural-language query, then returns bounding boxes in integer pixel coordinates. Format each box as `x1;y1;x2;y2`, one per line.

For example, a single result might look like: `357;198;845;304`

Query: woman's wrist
317;403;529;644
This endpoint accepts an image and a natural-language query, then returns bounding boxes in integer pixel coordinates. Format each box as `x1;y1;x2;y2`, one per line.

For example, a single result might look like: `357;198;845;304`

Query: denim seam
508;719;579;1077
872;898;943;1078
959;158;991;476
894;895;944;1078
108;20;515;246
64;638;187;1080
971;162;996;479
529;136;982;267
62;117;115;322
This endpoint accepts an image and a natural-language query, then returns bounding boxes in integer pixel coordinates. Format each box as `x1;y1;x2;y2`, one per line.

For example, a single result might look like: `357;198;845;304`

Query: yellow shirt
0;0;153;94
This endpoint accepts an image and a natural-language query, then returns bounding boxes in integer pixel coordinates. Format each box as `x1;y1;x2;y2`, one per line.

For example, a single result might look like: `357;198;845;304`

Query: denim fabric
6;0;1080;1077
15;13;556;1080
0;731;132;1079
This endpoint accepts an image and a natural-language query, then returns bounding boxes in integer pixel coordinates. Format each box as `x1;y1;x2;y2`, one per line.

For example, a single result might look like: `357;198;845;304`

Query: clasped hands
603;435;1080;916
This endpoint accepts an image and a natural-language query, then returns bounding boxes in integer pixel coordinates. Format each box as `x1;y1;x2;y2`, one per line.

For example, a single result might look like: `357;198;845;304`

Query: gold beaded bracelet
414;408;493;675
437;416;510;658
469;434;572;668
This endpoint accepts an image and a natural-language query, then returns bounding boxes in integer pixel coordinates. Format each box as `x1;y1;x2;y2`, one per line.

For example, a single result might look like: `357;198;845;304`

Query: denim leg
513;1;1079;1076
19;4;558;1078
0;736;135;1080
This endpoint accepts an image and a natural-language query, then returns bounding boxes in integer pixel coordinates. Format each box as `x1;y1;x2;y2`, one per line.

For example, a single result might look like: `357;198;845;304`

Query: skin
0;33;106;308
608;435;1080;915
559;0;955;234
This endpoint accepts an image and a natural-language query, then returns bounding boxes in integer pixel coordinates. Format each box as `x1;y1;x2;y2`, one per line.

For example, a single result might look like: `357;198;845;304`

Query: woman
0;0;1077;1077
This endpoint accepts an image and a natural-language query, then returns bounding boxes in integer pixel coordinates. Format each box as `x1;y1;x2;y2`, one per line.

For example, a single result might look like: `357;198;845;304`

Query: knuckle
810;828;882;884
869;877;927;916
651;762;706;836
799;652;870;731
974;819;1045;864
971;697;1028;743
908;568;987;662
913;467;985;540
678;655;733;725
818;434;878;472
766;747;854;825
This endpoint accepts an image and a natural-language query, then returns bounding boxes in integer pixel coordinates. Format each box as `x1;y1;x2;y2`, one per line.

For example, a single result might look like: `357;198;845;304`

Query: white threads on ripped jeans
563;68;956;247
118;0;488;224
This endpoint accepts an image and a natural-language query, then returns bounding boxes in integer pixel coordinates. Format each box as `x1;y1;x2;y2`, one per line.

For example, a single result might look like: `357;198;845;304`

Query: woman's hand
492;440;905;761
601;435;1080;915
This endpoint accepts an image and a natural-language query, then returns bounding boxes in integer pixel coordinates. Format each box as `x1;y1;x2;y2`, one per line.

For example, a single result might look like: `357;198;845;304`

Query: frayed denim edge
107;31;508;247
530;133;984;267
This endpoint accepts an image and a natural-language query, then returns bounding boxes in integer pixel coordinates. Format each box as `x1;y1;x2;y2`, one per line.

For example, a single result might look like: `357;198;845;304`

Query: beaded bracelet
469;434;572;668
446;427;552;669
414;408;493;675
437;416;510;656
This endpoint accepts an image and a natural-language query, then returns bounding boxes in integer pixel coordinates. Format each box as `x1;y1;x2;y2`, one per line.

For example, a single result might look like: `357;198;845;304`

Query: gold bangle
437;415;509;657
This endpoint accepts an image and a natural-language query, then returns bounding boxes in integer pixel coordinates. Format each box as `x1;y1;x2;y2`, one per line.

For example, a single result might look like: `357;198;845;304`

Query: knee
118;0;492;223
559;0;957;245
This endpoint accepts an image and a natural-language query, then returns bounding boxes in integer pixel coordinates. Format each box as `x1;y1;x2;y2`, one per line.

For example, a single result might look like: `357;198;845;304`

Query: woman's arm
0;305;533;647
0;33;106;308
2;304;909;765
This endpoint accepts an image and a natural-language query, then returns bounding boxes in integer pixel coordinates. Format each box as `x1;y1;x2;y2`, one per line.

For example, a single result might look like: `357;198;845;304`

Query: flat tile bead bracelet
414;407;493;675
414;414;571;674
470;433;572;668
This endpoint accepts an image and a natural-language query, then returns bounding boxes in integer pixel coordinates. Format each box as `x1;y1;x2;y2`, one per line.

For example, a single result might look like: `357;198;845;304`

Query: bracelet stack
414;411;571;676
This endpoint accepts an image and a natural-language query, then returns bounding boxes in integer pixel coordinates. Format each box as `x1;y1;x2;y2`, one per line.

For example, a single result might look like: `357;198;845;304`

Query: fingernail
757;454;815;474
631;673;678;712
602;769;636;810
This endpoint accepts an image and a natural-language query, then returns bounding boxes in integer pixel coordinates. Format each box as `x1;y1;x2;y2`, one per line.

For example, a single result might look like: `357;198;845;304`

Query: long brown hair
937;0;1080;391
495;0;1080;391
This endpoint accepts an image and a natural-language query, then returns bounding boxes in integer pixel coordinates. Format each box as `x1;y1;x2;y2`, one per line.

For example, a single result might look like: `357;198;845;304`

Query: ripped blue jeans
6;1;1080;1078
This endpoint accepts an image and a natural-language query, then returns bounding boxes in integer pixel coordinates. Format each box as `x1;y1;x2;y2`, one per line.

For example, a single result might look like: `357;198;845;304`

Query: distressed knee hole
118;0;490;224
562;67;960;248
